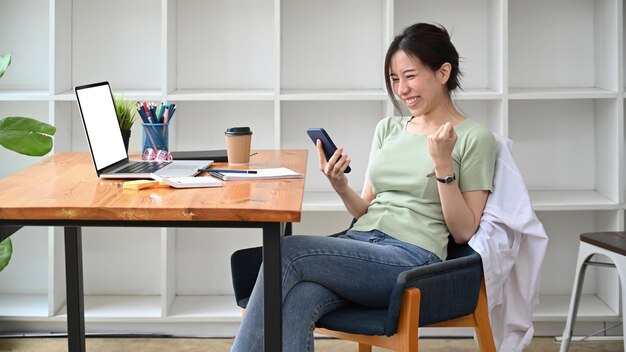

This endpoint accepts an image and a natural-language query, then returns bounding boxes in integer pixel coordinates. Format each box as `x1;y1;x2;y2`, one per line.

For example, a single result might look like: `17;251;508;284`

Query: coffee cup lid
225;127;252;136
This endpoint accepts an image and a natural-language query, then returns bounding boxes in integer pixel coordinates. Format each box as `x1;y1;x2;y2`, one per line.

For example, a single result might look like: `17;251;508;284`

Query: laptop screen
75;82;127;172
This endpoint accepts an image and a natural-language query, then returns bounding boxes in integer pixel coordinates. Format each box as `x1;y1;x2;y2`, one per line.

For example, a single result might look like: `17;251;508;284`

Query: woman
231;22;496;352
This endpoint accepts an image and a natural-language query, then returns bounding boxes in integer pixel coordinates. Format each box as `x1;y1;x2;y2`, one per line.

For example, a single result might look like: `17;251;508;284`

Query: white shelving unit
0;0;624;338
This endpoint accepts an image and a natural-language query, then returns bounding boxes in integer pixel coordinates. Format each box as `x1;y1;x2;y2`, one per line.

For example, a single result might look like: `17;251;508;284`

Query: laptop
75;81;211;179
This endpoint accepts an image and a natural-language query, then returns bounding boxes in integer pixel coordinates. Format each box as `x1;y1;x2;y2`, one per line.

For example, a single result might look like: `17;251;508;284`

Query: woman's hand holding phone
307;127;352;192
309;128;370;219
306;128;351;173
316;139;351;191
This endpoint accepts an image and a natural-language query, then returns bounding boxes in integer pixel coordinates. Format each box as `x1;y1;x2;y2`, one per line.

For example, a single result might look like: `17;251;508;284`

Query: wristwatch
435;173;456;184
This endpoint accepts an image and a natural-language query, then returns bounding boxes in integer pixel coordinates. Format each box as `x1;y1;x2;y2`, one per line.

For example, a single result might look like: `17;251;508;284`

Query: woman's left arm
428;122;490;243
438;188;488;243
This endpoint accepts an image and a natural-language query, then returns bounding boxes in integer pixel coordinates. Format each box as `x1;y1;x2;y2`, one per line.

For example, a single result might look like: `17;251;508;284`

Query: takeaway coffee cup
225;127;253;165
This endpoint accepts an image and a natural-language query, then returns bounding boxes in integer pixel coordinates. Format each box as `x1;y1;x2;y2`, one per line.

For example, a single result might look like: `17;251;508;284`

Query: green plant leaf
0;238;12;272
114;94;138;131
0;116;57;156
0;53;11;79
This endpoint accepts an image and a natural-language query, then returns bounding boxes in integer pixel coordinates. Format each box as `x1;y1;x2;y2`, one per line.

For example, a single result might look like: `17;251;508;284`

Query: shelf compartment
81;228;162;296
0;294;49;318
54;89;162;102
56;295;161;321
167;295;241;322
509;0;618;91
281;101;385;192
0;228;50;310
171;0;274;91
530;191;620;211
536;210;621;316
533;293;619;322
281;0;384;90
71;0;161;91
167;89;274;101
0;0;49;91
509;99;620;203
280;89;388;101
172;101;275;151
509;87;619;100
395;0;503;93
174;228;262;295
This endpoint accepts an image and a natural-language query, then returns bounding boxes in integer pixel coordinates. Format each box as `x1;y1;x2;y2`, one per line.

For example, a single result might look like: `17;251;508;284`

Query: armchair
230;231;496;352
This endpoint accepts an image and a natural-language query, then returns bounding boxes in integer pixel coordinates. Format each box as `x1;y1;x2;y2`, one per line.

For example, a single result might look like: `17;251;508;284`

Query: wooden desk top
0;150;307;223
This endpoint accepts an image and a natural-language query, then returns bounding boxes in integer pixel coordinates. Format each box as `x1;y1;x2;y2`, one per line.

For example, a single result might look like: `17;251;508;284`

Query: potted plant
0;53;56;272
113;94;137;152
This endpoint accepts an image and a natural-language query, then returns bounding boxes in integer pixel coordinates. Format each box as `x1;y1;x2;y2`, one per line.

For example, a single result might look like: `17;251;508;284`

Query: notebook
208;167;302;181
75;81;212;179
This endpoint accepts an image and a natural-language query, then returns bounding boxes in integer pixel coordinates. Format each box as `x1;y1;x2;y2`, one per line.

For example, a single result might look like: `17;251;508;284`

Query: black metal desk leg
64;227;86;352
262;222;284;352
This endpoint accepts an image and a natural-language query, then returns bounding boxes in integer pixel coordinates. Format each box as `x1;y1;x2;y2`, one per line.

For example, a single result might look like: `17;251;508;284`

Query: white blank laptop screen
76;84;127;171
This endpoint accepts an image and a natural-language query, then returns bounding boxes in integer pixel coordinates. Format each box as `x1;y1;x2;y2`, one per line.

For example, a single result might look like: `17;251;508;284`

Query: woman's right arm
317;140;372;219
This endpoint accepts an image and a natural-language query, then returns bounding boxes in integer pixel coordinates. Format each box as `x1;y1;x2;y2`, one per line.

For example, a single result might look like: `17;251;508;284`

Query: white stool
560;232;626;351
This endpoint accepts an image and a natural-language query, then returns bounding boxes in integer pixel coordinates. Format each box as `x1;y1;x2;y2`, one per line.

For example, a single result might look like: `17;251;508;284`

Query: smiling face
389;50;450;118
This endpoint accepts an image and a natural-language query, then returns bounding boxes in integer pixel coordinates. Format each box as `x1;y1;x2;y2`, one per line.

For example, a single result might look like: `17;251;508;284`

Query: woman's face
389;50;448;117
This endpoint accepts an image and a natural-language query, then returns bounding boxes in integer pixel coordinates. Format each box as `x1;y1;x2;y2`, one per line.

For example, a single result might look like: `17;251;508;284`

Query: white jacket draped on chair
469;136;549;352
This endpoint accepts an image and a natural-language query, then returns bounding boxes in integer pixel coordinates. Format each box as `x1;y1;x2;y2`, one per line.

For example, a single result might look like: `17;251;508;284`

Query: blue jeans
231;229;441;352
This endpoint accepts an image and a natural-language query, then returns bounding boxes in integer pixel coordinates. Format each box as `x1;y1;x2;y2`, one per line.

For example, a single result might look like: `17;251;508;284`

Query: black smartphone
306;128;351;173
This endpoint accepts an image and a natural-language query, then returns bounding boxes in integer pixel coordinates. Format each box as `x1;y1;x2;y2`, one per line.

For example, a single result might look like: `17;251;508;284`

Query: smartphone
306;128;351;173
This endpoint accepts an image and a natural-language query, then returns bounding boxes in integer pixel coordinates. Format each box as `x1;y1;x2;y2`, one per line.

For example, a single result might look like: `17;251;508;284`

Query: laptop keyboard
115;161;172;174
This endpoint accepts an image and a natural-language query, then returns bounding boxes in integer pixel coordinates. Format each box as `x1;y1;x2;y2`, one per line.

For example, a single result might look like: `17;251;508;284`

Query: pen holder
142;122;170;157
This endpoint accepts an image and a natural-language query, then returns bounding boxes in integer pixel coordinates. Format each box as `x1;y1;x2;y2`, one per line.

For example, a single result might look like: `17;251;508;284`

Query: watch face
436;174;456;183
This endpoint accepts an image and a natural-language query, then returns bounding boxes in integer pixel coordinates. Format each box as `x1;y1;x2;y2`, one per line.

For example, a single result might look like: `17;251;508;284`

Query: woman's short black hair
384;23;462;112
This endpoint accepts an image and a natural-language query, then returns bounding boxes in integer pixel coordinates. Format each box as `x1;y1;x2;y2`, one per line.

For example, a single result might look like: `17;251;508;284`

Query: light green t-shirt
351;116;496;260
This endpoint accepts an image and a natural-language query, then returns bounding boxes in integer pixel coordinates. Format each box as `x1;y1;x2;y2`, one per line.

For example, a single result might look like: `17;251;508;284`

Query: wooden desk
0;150;307;352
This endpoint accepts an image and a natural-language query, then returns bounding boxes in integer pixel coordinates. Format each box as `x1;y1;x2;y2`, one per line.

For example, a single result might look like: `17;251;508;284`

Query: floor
0;337;622;352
